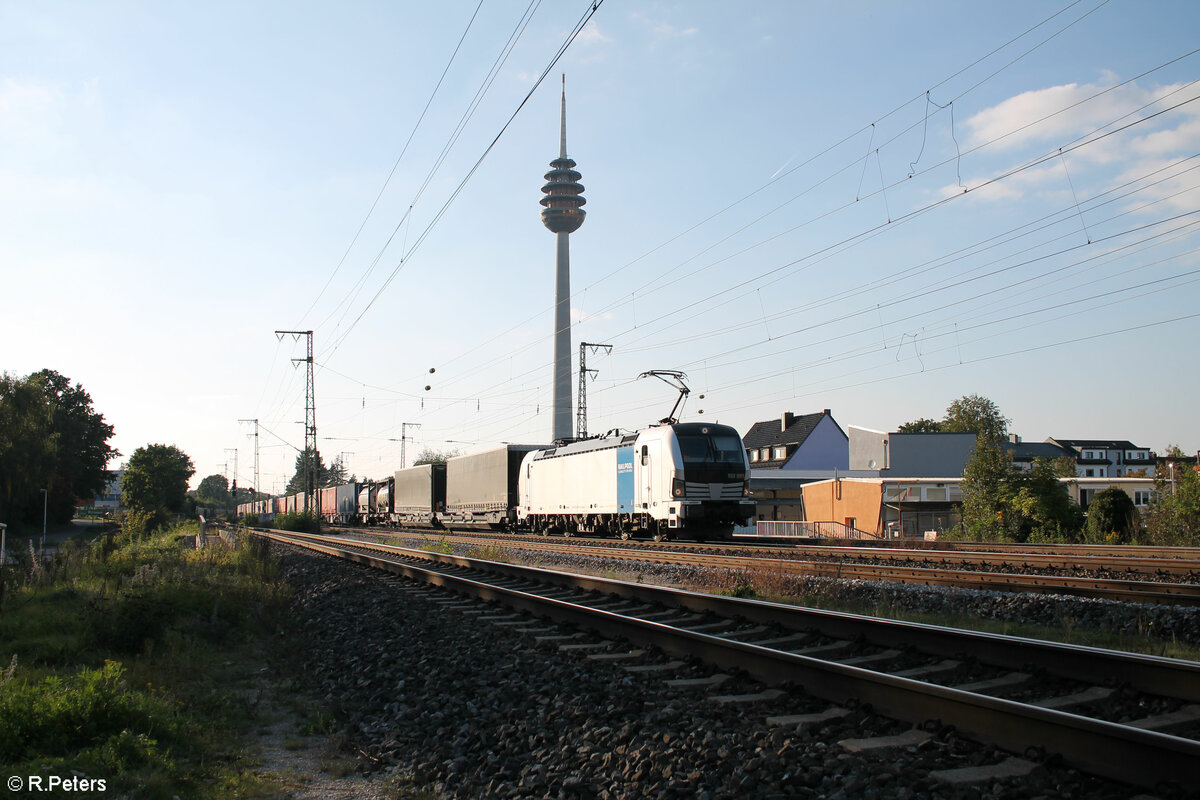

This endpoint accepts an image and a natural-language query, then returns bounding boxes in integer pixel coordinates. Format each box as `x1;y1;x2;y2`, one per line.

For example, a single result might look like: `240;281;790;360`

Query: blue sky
3;0;1198;492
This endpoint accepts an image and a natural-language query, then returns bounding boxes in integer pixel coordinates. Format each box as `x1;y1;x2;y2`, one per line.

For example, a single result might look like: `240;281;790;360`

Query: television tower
540;74;586;442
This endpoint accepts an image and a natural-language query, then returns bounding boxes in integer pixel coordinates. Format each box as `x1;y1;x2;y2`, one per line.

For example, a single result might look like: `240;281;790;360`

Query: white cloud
963;78;1200;154
0;78;60;139
630;11;698;40
950;76;1200;207
1131;117;1200;158
941;160;1066;203
575;20;611;47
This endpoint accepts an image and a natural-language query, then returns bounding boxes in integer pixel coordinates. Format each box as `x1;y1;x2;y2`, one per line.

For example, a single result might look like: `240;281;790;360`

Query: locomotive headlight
672;477;685;497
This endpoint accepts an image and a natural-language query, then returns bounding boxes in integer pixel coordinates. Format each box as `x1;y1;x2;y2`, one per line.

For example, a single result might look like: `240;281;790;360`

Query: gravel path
277;547;1177;799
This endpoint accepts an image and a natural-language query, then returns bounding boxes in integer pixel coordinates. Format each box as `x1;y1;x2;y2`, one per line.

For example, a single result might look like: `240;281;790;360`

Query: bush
1084;488;1140;544
273;510;320;533
0;661;185;776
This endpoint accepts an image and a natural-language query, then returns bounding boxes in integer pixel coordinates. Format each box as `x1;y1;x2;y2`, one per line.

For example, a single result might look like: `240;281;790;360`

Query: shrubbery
273;510;321;533
0;661;185;782
0;522;289;795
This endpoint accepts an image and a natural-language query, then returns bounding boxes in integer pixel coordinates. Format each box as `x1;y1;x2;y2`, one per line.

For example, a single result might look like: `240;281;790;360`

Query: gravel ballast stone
272;545;1186;799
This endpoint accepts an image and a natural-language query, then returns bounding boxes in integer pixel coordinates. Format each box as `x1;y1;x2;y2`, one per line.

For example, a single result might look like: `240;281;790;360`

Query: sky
3;0;1199;493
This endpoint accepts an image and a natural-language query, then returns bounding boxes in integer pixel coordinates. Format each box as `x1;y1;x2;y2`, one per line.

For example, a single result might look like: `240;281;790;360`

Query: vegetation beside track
0;522;298;798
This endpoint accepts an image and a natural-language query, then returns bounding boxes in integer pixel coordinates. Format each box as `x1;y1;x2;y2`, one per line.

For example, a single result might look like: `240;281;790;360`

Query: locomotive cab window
672;423;748;484
641;445;648;465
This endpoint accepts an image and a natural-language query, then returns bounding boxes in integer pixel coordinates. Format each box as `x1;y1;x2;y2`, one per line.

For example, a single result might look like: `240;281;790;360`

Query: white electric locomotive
518;422;754;540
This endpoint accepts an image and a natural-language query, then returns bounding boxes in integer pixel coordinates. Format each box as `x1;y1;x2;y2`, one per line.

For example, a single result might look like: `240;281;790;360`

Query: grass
417;535;455;555
0;522;296;798
464;544;511;562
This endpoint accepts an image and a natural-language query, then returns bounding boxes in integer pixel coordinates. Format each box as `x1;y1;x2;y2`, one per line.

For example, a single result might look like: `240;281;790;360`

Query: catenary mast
540;74;586;442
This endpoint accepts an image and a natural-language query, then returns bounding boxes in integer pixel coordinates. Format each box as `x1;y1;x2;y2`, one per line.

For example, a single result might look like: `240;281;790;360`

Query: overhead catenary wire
405;0;1116;390
319;0;607;362
298;0;490;327
257;3;1200;469
315;0;546;338
417;51;1200;405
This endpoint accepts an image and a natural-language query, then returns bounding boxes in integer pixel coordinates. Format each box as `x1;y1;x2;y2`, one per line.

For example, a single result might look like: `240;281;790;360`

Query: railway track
255;528;1200;793
332;526;1200;605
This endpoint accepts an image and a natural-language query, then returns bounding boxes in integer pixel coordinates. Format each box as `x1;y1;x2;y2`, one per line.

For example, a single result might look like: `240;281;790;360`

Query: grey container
336;482;359;520
393;464;446;524
444;445;545;526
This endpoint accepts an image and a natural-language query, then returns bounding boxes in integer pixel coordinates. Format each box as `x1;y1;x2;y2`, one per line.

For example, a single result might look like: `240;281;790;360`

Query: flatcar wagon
442;445;544;529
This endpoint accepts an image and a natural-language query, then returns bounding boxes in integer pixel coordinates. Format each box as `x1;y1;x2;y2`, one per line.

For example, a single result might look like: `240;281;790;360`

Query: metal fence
751;520;881;540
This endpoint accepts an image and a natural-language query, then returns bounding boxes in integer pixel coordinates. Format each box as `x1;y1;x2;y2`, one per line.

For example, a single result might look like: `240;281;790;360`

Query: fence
751;520;881;540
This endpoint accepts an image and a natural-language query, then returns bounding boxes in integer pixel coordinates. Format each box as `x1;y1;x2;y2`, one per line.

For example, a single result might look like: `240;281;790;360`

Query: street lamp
1169;462;1176;494
40;488;48;553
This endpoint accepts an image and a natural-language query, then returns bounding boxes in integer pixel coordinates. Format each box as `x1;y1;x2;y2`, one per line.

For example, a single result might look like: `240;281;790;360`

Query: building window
1134;490;1154;506
749;450;759;462
773;446;787;460
1085;469;1094;477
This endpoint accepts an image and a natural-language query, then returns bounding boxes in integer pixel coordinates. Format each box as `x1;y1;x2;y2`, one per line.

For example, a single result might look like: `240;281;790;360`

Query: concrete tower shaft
541;75;586;442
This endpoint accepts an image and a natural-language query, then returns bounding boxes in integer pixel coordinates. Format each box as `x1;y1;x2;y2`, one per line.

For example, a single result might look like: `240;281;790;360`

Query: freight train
239;421;754;540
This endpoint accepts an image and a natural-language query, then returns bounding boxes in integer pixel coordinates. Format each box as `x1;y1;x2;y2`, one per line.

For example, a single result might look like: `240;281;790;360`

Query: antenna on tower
638;370;690;425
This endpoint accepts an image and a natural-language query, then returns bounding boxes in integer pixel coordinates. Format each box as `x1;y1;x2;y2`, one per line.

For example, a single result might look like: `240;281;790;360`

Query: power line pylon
225;448;238;495
401;422;421;469
239;418;260;496
276;330;316;511
577;342;611;439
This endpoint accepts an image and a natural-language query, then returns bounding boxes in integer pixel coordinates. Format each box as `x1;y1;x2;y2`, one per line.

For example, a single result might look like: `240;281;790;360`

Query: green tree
122;445;195;528
1085;487;1140;544
326;456;350;487
959;442;1015;540
30;369;117;523
896;417;942;433
1143;458;1200;545
412;447;461;466
195;474;232;508
0;373;58;528
941;394;1010;444
1008;458;1083;542
284;448;346;494
959;446;1081;542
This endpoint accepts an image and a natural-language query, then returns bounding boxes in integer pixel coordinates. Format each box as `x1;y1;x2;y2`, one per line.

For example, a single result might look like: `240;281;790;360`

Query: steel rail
331;524;1200;565
328;524;1200;577
337;528;1200;604
759;544;1200;576
258;528;1200;791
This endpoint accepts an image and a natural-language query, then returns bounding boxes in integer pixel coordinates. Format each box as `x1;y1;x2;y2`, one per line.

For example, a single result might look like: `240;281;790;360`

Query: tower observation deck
541;75;586;442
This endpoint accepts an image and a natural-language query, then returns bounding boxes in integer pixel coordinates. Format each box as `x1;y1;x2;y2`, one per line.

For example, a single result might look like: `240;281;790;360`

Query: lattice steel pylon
238;418;260;497
276;330;316;511
576;342;611;439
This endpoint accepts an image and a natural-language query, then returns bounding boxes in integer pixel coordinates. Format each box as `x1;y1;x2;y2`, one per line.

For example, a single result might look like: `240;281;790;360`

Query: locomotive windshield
673;423;747;481
677;431;744;465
